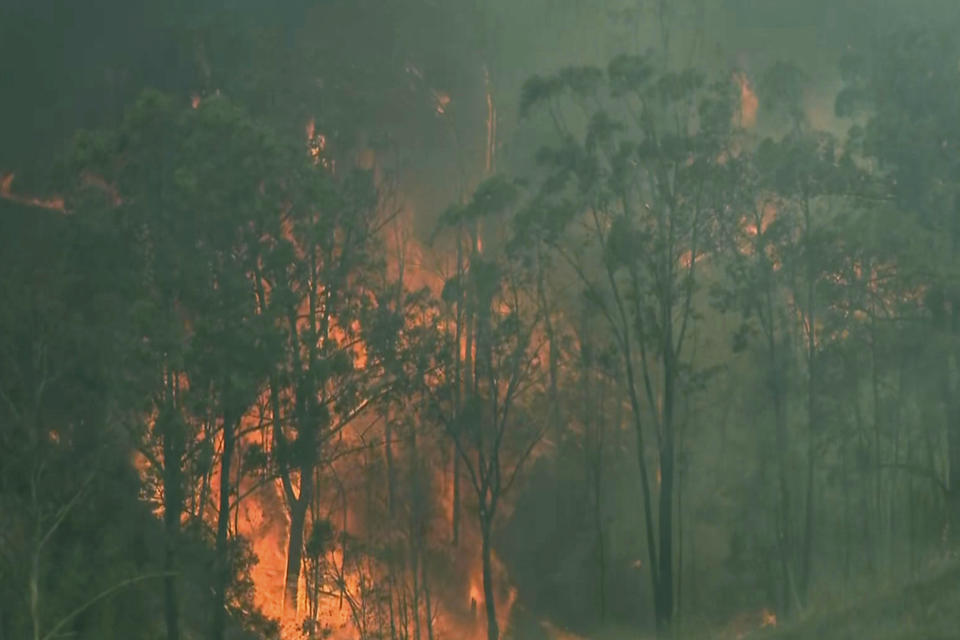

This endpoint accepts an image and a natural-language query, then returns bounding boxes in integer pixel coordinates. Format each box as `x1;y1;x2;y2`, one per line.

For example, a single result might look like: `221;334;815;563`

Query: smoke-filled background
3;1;960;639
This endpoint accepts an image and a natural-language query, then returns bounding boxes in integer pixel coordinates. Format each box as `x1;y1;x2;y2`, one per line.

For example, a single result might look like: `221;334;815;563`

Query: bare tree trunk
161;393;183;640
452;447;461;546
585;318;607;623
870;313;884;569
196;451;211;522
480;517;499;640
210;411;238;640
411;547;422;640
284;498;308;620
764;285;800;615
841;420;851;586
537;245;561;439
386;415;396;518
656;350;676;634
799;202;817;604
388;573;398;640
423;556;435;640
946;384;960;542
946;341;960;543
947;208;960;542
452;233;465;547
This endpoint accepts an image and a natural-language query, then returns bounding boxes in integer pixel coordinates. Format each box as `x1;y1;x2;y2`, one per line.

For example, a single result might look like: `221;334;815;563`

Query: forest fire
8;5;960;640
743;202;777;238
241;483;291;622
436;545;518;640
226;450;524;639
161;161;532;640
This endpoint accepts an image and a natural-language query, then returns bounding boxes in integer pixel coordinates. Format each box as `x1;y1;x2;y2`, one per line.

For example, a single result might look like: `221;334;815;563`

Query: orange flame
434;89;451;115
0;172;66;212
761;608;777;627
734;72;758;128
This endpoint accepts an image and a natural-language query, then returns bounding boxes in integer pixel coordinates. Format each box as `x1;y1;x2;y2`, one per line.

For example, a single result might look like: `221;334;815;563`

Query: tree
0;135;171;640
836;25;960;539
67;90;292;640
254;158;386;624
520;56;740;633
429;176;546;640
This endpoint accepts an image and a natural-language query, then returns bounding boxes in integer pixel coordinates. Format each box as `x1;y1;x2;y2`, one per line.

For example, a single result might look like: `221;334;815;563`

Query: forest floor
521;560;960;640
736;562;960;640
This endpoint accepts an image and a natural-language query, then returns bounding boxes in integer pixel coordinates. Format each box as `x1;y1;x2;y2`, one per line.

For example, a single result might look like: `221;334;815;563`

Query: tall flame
734;72;758;128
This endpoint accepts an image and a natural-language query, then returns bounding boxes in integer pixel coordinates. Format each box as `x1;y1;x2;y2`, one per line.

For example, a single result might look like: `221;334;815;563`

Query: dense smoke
3;2;960;640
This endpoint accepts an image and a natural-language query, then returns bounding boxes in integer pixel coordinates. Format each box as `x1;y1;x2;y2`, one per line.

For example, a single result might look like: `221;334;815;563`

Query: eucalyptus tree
66;90;294;640
0;184;166;640
717;129;861;612
429;176;547;640
518;55;741;632
252;159;389;622
66;93;198;640
710;57;879;609
836;25;960;539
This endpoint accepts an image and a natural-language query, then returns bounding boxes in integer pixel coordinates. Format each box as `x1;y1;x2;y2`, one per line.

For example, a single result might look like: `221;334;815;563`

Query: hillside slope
753;564;960;640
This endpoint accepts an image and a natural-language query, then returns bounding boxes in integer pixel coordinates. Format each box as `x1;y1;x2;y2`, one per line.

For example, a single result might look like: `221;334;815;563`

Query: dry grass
552;563;960;640
739;564;960;640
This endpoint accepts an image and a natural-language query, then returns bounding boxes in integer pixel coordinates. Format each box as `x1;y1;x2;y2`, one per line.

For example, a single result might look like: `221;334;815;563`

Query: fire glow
0;172;66;212
735;72;758;128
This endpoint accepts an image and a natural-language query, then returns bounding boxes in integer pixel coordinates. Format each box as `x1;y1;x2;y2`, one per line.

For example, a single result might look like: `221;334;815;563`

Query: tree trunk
452;231;465;547
764;295;800;616
656;353;676;634
210;411;238;640
840;422;851;585
537;246;561;439
800;340;816;602
423;553;436;640
946;388;960;541
411;546;422;640
386;415;396;518
948;204;960;542
800;446;814;604
161;405;183;640
594;483;607;623
284;498;308;621
590;364;607;623
799;198;817;603
388;573;398;640
480;518;499;640
453;446;461;546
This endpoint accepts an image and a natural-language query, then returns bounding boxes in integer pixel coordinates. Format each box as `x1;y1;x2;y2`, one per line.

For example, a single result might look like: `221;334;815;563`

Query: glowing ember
729;607;779;639
305;117;328;165
679;249;706;268
761;608;777;627
434;89;451;115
